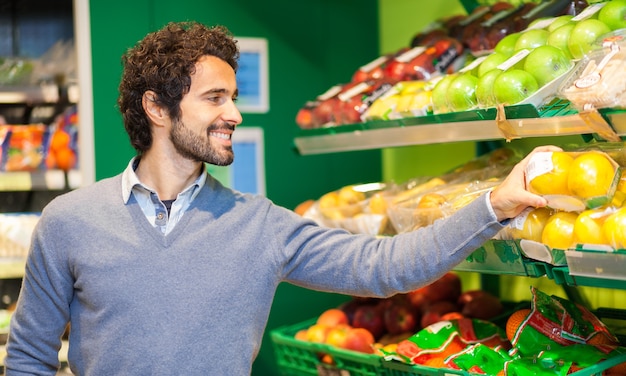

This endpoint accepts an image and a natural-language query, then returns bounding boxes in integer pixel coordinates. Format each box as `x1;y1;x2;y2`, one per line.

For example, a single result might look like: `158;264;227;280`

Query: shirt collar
121;156;207;204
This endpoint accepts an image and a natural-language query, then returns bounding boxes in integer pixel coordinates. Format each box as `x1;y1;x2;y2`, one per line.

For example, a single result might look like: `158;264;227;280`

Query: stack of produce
381;287;626;375
505;145;626;254
293;272;506;362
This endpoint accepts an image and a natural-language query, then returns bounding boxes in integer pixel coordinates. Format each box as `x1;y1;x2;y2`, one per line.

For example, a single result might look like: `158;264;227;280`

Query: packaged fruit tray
453;239;552;278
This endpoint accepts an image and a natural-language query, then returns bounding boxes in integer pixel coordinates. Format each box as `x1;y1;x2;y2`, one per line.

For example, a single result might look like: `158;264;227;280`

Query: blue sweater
5;173;504;375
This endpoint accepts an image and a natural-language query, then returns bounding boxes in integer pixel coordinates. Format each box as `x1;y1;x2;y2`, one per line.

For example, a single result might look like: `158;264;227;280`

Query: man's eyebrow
201;88;238;98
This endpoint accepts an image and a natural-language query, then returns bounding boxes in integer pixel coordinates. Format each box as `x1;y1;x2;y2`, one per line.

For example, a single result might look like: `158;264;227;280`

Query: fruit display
297;147;521;235
296;0;626;128
278;279;626;375
298;182;395;236
292;272;506;357
525;149;620;211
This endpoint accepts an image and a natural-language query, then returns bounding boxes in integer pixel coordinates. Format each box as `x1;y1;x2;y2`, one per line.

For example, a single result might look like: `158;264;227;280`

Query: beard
170;119;234;166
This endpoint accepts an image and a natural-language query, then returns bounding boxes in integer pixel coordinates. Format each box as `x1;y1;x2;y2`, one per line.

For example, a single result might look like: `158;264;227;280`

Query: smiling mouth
209;131;232;140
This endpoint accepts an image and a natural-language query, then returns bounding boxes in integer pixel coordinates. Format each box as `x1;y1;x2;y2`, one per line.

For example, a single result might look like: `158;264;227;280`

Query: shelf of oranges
294;100;625;155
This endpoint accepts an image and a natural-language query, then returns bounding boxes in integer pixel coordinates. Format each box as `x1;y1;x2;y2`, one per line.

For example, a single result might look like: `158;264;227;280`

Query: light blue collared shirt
121;157;207;235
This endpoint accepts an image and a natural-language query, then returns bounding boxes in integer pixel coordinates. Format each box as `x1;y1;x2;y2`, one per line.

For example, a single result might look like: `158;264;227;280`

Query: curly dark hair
118;21;239;153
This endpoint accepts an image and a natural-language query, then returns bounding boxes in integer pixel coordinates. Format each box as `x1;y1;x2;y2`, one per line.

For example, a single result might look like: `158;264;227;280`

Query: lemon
568;152;615;199
541;211;578;249
574;208;608;245
602;207;626;249
529;151;574;195
511;207;553;243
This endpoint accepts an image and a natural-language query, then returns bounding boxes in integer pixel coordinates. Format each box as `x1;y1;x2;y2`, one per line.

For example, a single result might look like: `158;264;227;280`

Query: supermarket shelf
294;105;625;155
0;259;25;279
0;84;59;104
0;169;81;192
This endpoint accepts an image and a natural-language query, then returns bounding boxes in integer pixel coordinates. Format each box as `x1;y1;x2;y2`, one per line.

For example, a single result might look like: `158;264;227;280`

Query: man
5;21;558;375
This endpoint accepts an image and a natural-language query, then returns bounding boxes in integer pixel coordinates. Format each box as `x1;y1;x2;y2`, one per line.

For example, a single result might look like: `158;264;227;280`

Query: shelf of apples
431;0;626;118
295;0;626;154
294;0;594;131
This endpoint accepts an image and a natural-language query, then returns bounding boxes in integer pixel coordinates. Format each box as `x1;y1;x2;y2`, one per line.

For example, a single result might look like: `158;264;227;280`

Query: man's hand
490;145;563;222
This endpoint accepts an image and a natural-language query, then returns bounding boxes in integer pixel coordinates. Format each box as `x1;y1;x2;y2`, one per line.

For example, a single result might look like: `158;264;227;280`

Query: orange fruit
506;308;531;342
55;147;76;171
568;152;615;199
541;211;578;249
294;199;314;216
423;356;446;368
50;130;70;151
528;151;574;195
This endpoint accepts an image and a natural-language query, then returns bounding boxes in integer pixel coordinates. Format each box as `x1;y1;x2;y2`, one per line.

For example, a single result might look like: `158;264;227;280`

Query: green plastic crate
271;318;386;376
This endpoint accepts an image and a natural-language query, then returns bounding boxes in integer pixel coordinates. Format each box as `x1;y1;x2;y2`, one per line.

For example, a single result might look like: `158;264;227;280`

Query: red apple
295;102;316;129
423;272;463;304
352;303;386;339
383;301;418;335
420;300;458;328
343;327;376;353
317;308;349;327
459;290;503;320
440;312;465;321
351;55;391;83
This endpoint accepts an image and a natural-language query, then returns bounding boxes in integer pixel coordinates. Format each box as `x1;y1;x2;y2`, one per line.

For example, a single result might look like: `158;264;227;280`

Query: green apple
494;33;521;57
514;29;549;51
477;51;509;77
547;22;575;59
598;0;626;31
431;74;458;114
493;69;539;106
547;15;574;33
446;73;479;112
523;45;572;87
476;69;503;108
568;19;611;59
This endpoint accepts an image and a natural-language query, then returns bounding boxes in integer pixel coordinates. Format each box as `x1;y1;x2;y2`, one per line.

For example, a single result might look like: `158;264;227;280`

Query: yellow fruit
529;151;574;195
408;90;433;113
541;211;578;249
511;207;553;242
574;208;608;245
602;207;626;249
368;192;388;215
567;152;616;199
318;191;344;220
337;186;366;206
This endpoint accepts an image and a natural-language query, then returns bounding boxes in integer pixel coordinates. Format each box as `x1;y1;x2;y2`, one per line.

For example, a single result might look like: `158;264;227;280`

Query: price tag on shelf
0;172;32;191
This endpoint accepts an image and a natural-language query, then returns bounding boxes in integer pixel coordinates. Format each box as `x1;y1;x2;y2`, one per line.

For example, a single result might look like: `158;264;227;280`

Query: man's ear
142;91;166;125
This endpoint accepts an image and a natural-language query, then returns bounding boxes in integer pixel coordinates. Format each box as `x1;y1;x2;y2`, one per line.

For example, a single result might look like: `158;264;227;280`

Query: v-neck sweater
5;173;505;375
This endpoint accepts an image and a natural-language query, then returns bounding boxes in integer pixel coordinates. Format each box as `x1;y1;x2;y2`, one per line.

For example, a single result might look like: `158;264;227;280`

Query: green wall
88;1;381;374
